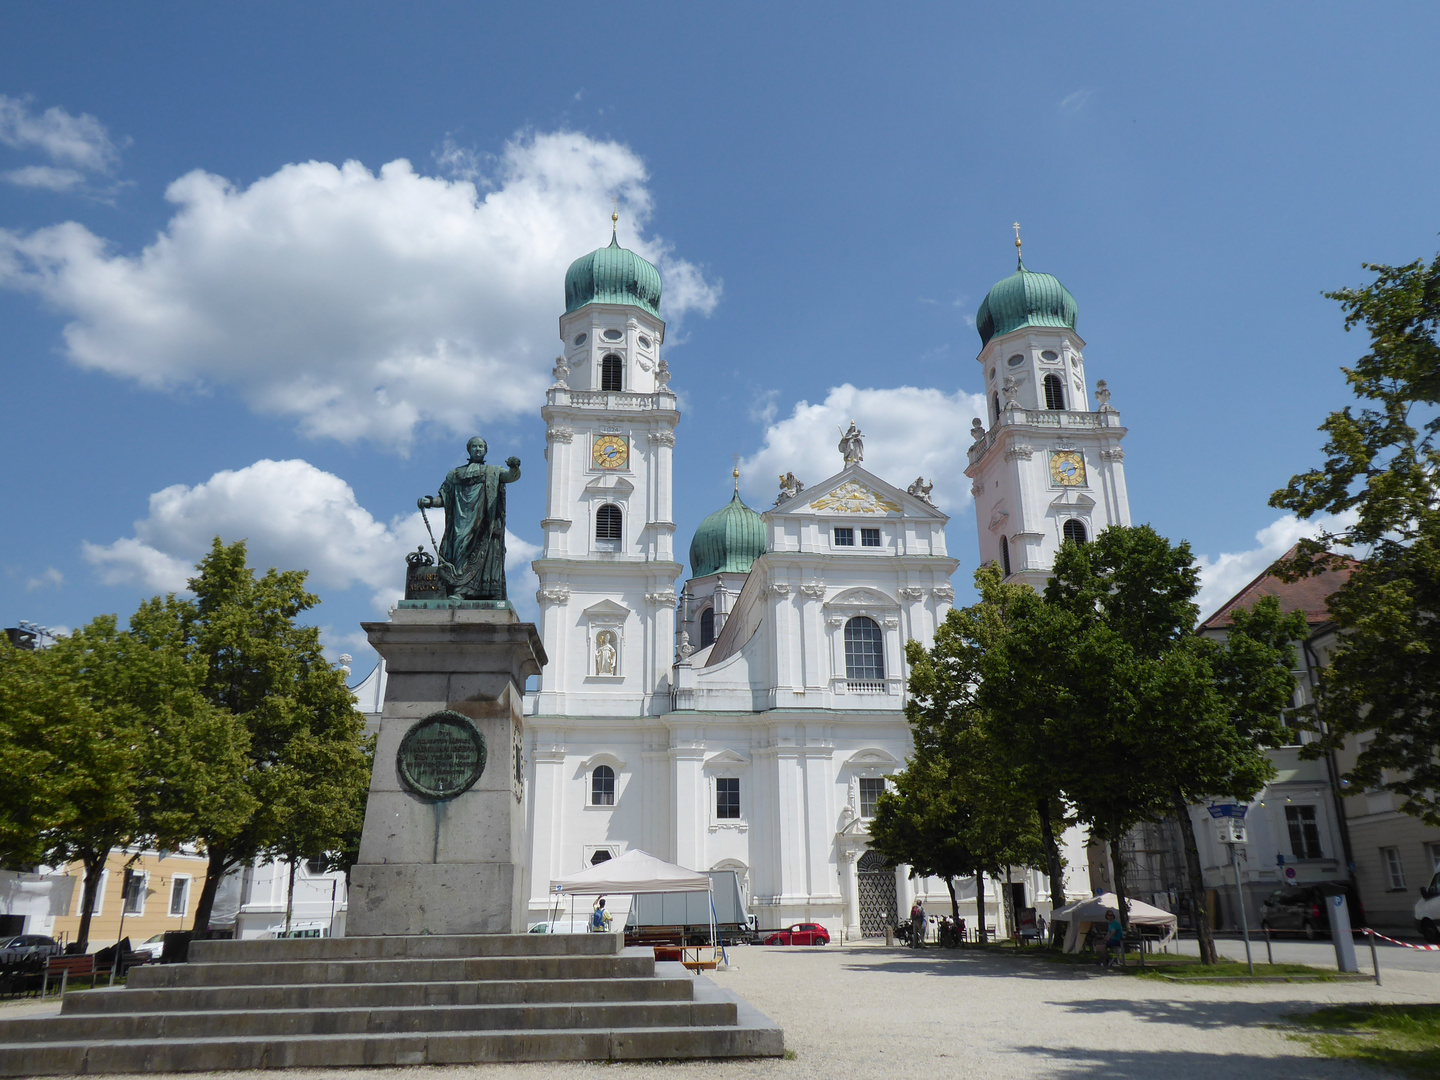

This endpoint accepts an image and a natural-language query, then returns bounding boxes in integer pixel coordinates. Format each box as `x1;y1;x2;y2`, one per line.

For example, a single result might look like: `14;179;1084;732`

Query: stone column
348;607;546;936
843;849;861;939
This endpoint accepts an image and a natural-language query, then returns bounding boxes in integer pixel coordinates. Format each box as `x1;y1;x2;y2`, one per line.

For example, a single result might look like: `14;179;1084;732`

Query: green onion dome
689;491;766;578
975;261;1078;346
564;232;663;317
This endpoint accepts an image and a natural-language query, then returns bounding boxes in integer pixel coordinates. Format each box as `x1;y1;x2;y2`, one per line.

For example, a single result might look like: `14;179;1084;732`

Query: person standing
910;900;925;949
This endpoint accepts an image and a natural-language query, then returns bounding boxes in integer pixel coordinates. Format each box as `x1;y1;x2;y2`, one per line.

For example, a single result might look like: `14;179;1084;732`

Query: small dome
564;233;663;317
975;262;1077;346
689;491;766;578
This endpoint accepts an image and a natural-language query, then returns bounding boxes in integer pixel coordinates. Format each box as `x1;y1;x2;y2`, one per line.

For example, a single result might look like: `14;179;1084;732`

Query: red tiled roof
1199;544;1356;630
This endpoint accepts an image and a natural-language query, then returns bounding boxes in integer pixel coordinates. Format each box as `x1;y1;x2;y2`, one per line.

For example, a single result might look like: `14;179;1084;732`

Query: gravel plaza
4;939;1435;1079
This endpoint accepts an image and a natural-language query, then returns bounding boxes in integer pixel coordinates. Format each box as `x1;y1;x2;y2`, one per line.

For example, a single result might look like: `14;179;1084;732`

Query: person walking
910;900;925;949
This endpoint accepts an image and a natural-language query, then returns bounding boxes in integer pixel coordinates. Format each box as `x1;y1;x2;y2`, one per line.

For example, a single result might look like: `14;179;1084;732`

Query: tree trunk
1038;796;1067;918
1004;866;1015;939
1109;836;1129;930
1173;788;1217;964
945;876;960;922
75;851;105;951
191;849;233;933
284;856;297;933
975;868;986;942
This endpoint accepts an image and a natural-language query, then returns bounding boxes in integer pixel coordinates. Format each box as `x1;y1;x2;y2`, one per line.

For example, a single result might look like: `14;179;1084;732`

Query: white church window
1043;374;1066;410
596;504;622;541
716;777;741;819
1007;353;1025;367
602;328;624;341
999;535;1011;577
591;765;615;806
1062;519;1088;545
1041;349;1059;361
573;333;587;346
844;617;885;682
601;353;624;391
833;527;855;547
991;393;999;424
860;528;881;547
699;608;716;648
591;849;614;865
858;777;886;818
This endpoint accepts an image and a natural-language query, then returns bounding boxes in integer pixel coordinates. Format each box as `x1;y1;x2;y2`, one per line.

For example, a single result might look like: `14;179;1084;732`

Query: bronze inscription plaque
396;711;487;801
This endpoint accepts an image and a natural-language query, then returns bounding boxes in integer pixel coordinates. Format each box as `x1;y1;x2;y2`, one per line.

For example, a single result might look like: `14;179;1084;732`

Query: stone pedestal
348;606;546;936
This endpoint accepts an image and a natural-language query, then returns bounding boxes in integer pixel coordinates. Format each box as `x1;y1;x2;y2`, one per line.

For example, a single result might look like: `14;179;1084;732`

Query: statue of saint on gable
906;477;936;507
838;420;864;465
777;471;805;502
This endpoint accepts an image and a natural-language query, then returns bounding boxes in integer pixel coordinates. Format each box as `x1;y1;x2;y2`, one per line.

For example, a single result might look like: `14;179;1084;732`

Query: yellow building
48;848;211;952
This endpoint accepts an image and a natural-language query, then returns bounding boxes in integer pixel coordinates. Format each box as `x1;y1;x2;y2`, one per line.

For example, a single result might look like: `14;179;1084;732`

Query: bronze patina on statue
403;436;521;607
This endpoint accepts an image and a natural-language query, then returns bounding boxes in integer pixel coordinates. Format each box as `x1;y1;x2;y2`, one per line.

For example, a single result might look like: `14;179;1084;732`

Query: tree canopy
1272;251;1440;823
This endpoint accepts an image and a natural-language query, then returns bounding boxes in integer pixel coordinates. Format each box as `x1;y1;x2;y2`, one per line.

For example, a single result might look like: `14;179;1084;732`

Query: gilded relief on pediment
810;481;902;514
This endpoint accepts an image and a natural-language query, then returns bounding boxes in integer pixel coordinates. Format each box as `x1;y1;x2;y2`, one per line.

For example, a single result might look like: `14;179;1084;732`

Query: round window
1006;354;1025;367
573;333;587;347
603;329;624;341
637;334;652;349
1041;349;1059;361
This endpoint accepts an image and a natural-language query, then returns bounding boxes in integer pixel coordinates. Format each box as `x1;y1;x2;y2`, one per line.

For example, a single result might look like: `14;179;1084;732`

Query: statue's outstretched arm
417;493;442;509
501;457;522;483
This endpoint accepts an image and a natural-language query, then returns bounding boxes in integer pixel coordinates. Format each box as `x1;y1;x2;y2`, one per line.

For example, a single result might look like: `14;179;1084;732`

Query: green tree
172;539;372;932
1272;252;1440;823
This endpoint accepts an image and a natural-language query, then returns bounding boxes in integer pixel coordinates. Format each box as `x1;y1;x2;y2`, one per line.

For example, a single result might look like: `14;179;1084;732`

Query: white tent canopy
549;849;711;896
1055;892;1178;953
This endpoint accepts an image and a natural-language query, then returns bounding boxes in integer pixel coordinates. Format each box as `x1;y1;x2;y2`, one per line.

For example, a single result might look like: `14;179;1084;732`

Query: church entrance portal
857;850;897;937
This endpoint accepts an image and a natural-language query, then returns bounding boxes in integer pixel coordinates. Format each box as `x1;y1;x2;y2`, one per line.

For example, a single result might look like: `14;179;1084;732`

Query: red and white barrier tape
1360;928;1440;951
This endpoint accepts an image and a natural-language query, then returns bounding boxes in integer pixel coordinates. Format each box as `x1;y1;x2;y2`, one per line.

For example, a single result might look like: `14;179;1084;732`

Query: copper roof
1199;544;1356;630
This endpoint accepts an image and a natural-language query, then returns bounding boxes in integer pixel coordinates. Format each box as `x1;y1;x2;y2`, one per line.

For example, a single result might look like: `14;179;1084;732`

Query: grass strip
1285;1004;1440;1080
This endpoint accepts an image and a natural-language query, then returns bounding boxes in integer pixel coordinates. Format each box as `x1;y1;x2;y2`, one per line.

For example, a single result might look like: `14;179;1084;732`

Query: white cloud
1059;89;1094;112
0;131;719;450
0;95;122;173
1193;510;1360;623
3;165;86;191
738;383;989;514
24;567;64;591
82;458;542;617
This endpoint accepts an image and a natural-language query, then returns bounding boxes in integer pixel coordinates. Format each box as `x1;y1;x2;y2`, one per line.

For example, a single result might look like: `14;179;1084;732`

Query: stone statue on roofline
907;477;935;507
777;472;805;502
837;420;864;465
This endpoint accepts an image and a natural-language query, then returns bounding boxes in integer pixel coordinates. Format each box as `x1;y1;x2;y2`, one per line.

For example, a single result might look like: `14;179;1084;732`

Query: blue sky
2;2;1437;671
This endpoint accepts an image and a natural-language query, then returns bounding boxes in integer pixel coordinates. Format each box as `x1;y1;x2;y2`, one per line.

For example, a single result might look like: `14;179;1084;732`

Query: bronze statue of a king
418;436;521;601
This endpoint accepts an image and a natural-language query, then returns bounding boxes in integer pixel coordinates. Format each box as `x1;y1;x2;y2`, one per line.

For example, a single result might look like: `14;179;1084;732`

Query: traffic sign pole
1228;840;1255;976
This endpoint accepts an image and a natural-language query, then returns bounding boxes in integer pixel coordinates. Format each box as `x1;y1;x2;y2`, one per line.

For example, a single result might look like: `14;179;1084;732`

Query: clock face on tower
1050;450;1086;487
592;435;629;471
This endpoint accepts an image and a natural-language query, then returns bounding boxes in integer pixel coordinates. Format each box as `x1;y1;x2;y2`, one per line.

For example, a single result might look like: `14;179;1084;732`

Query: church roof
1198;545;1356;630
564;232;663;317
689;490;766;578
976;261;1078;346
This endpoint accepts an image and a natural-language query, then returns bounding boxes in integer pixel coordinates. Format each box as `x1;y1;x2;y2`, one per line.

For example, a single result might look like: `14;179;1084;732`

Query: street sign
1209;803;1248;845
1285;866;1297;881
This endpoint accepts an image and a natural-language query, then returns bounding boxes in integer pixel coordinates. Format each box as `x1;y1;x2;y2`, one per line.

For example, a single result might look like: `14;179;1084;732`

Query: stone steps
61;976;696;1014
0;934;783;1074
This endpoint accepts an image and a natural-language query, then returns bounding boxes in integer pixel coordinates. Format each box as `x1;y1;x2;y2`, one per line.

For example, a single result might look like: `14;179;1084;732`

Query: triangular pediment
770;466;938;519
584;474;635;496
828;587;898;608
704;748;750;767
581;599;631;619
1048;490;1096;514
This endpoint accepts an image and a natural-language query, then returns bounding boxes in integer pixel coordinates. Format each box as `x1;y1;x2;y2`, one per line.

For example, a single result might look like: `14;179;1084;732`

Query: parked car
133;934;167;960
1260;882;1364;939
762;923;830;946
1415;868;1440;943
0;935;63;964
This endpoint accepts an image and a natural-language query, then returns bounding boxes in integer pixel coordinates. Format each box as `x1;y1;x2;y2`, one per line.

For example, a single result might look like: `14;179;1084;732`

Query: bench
44;955;100;992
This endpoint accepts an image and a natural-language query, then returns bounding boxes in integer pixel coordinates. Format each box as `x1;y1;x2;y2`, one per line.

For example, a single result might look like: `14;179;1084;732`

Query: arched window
699;608;716;647
1063;519;1088;545
991;393;1000;424
601;353;623;391
1043;374;1066;411
591;765;615;806
999;535;1012;576
590;849;613;865
844;616;885;682
595;503;622;540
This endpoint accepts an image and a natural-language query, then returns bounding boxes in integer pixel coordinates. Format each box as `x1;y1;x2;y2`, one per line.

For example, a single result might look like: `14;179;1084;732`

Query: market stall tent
1055;892;1178;953
549;849;712;895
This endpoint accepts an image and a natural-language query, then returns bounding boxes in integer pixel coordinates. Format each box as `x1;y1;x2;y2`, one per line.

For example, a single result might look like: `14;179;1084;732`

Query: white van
1416;868;1440;943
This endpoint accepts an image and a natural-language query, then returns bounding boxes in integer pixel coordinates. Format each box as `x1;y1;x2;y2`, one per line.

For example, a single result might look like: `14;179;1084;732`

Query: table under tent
548;850;721;970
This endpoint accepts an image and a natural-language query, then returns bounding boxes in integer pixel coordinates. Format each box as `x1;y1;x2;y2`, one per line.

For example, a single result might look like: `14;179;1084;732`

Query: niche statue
418;437;521;601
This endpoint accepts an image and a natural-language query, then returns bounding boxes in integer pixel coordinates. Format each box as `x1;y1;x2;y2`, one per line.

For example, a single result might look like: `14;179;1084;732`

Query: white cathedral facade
506;229;1134;938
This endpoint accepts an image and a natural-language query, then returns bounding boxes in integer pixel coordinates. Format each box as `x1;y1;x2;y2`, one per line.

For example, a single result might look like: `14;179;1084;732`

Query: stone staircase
0;934;783;1074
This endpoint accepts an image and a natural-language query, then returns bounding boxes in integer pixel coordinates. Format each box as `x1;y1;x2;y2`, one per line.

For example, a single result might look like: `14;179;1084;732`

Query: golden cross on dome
612;197;619;233
732;453;741;492
1013;221;1023;266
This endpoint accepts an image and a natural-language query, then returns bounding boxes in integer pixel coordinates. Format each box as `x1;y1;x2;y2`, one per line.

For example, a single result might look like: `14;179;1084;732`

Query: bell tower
963;230;1132;589
531;219;681;717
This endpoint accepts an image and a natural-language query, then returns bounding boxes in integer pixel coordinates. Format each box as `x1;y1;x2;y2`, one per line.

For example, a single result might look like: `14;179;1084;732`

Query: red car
763;923;830;946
